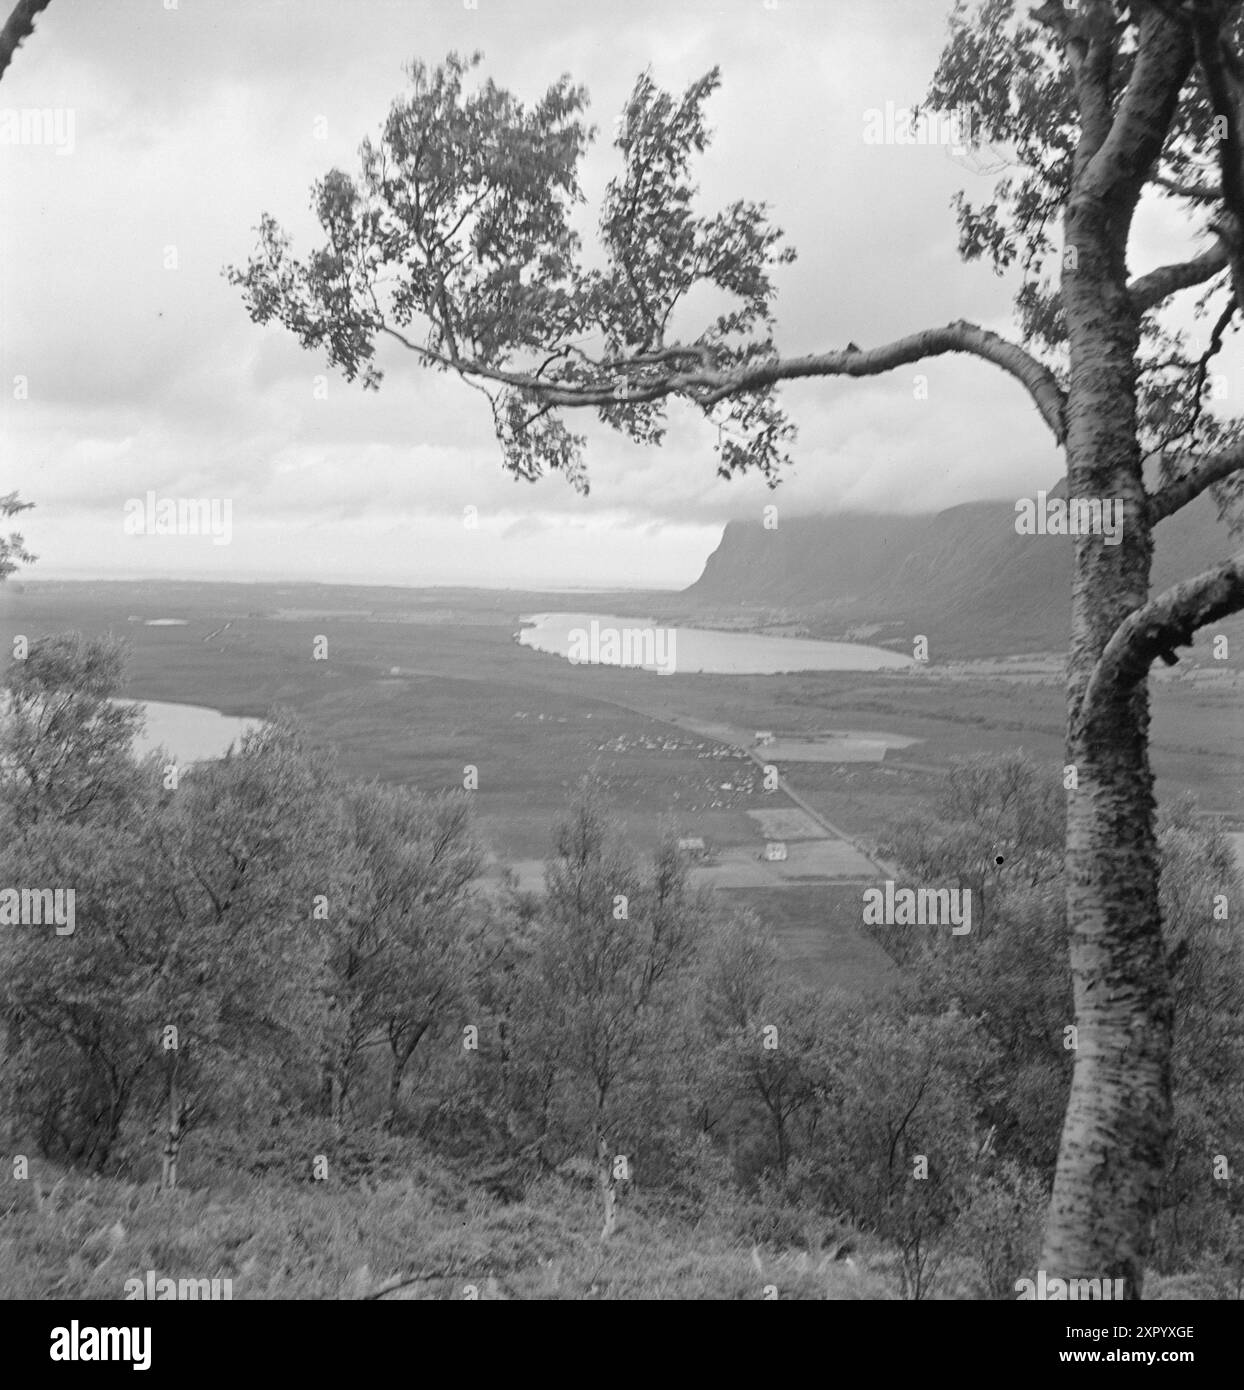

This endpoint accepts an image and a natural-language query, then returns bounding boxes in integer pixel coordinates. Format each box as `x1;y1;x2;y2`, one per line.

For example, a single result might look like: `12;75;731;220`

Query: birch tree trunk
1039;21;1191;1293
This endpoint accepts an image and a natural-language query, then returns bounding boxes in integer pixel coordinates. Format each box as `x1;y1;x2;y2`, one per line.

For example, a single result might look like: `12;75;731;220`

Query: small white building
754;730;775;746
764;841;787;862
678;836;707;858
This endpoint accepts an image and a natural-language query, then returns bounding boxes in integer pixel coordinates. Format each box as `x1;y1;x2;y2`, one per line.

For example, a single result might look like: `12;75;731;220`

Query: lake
516;612;915;675
115;700;262;764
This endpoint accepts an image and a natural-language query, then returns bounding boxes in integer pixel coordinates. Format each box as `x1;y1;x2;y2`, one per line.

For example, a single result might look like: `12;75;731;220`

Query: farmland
2;578;1240;993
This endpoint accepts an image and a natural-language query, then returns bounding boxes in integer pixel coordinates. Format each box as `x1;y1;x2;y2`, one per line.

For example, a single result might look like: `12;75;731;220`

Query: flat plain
3;578;1238;994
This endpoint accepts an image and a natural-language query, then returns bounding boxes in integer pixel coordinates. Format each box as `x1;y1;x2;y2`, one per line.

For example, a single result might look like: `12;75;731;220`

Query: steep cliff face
685;490;1241;656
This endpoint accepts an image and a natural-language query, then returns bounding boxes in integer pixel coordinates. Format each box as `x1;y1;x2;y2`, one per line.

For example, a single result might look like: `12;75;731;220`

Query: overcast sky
0;0;1215;588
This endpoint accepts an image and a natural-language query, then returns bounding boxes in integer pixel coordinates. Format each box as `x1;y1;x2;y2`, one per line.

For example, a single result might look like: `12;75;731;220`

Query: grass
0;1155;897;1301
1;1152;1224;1300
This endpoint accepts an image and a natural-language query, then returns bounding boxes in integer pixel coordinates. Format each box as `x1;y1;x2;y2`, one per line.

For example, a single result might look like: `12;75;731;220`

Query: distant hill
684;485;1243;658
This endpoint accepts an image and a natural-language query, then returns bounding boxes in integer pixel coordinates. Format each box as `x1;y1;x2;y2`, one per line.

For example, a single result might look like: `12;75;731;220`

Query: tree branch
1033;0;1118;171
1194;5;1244;312
382;319;1069;445
0;0;51;83
1081;549;1244;711
1152;173;1220;202
1128;243;1228;312
1078;6;1194;216
1148;436;1244;521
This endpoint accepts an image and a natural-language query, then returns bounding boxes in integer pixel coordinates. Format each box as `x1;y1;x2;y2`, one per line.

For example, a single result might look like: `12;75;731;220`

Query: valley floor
2;579;1239;993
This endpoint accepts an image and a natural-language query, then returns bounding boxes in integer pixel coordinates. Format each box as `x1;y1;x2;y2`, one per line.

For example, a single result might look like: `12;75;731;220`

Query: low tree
449;892;541;1166
1151;797;1244;1284
152;718;340;1179
1;716;339;1180
901;775;1244;1281
883;750;1064;939
907;878;1073;1174
955;1158;1050;1299
517;785;708;1226
312;783;491;1136
0;632;143;830
700;913;828;1178
364;788;482;1130
2;806;177;1169
0;633;145;1152
819;1006;996;1300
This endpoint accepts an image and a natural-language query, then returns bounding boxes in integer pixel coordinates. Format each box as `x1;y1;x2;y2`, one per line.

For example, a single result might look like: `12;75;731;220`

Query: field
3;578;1240;993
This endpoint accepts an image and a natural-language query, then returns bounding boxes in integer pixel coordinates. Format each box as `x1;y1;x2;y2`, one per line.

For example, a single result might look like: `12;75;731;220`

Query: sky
0;0;1220;589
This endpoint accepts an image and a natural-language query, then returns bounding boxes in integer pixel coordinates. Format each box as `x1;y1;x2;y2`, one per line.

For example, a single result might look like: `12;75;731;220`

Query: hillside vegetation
2;635;1242;1299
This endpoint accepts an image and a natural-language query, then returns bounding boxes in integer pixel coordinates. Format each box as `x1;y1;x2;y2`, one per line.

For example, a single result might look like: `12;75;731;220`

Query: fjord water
115;699;261;764
517;612;914;674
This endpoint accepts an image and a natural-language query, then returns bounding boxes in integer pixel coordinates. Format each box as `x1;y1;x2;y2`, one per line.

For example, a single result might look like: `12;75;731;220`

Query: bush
954;1160;1048;1299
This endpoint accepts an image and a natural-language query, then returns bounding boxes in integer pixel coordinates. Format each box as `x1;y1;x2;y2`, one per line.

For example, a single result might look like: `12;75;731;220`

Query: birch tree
229;9;1244;1295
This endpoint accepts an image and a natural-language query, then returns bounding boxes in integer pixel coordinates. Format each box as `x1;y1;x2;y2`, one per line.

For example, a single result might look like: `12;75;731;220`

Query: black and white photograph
0;0;1242;1349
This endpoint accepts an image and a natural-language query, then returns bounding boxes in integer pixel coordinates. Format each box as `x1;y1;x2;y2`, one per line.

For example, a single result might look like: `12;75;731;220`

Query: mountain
684;485;1242;658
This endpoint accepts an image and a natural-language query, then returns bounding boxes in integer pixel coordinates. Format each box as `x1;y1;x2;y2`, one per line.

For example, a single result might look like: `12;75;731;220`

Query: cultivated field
3;579;1239;992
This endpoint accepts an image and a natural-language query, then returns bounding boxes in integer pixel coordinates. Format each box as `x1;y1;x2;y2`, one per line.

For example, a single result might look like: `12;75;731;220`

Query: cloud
500;514;552;541
4;0;1224;586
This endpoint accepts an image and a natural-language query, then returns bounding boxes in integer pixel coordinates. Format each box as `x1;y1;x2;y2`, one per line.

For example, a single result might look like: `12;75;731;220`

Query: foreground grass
1;1155;1223;1299
1;1157;898;1301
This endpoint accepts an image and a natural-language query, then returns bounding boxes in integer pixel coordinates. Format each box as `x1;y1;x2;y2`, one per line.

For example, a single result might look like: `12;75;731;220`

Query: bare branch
1082;548;1244;711
1128;243;1228;312
382;320;1069;445
1033;0;1118;168
1148;436;1244;521
1152;174;1220;202
0;0;51;83
1079;7;1194;215
1182;295;1235;438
